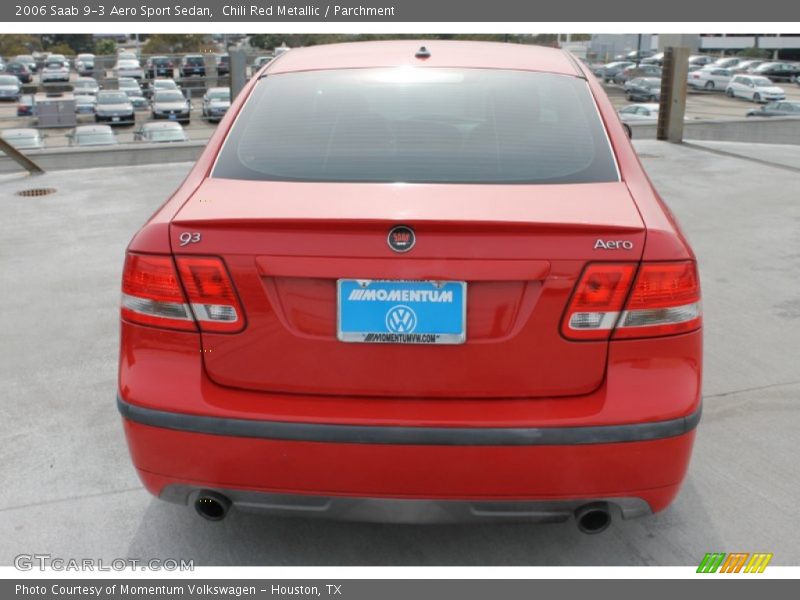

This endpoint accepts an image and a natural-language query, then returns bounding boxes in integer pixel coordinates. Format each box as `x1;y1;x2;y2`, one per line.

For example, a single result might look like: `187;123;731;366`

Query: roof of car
1;128;38;137
265;41;582;76
75;125;113;133
626;103;660;110
142;121;183;130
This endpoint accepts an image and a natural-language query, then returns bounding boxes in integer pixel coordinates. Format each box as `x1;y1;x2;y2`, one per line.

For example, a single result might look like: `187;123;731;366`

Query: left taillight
121;253;244;333
121;253;195;331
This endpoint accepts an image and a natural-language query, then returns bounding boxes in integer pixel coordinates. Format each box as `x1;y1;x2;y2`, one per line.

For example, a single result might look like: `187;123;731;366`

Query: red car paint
118;41;702;526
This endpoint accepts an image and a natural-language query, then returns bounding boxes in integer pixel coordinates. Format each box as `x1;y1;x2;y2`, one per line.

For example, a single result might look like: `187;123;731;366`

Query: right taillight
175;256;245;333
613;261;701;339
562;261;701;341
121;253;245;333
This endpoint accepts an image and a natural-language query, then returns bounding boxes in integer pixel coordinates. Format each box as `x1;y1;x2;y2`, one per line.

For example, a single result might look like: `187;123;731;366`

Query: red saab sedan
118;41;701;533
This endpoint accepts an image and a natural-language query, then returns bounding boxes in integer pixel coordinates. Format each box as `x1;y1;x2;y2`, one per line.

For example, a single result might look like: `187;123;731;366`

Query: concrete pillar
230;49;247;100
657;38;693;144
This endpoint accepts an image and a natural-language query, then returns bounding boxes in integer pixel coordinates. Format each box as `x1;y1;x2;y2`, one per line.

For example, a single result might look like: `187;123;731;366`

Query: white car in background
0;128;45;150
114;58;144;80
726;75;786;103
40;59;70;83
711;57;741;69
618;103;660;122
0;74;22;101
688;66;733;91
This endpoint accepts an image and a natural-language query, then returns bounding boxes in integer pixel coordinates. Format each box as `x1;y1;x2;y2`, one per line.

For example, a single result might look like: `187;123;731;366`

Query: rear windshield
212;68;618;184
155;91;185;102
98;93;128;104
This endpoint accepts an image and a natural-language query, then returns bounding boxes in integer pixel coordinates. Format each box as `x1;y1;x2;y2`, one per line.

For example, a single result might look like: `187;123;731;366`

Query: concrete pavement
1;140;799;565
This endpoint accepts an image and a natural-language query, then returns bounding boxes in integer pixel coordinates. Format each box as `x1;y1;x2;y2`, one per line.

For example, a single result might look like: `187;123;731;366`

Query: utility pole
636;33;642;66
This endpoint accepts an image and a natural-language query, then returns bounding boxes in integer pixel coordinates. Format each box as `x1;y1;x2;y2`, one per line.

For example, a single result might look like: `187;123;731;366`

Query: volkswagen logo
385;305;417;333
387;225;415;253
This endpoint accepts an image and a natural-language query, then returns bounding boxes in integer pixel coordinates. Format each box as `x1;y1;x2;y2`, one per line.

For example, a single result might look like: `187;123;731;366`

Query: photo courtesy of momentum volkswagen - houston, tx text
117;40;702;532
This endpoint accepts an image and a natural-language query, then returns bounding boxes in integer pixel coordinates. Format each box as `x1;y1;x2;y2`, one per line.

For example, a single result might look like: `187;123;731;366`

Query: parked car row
0;121;190;151
10;77;231;125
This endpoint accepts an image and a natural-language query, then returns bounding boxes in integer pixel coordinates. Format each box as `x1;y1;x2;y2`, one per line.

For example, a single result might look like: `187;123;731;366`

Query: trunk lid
171;179;645;398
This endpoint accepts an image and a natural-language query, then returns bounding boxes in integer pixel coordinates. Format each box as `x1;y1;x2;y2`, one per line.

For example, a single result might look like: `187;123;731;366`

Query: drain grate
15;187;57;197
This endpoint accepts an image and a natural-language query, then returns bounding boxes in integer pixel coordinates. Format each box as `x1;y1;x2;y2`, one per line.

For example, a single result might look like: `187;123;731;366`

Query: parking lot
603;78;800;118
0;68;226;147
2;65;800;151
1;138;799;566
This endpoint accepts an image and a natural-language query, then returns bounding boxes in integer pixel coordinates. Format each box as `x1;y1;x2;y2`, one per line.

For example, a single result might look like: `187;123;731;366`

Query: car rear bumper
119;396;699;519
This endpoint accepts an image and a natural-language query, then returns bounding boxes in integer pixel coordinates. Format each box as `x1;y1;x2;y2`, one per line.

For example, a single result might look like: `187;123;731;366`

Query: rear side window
213;68;618;184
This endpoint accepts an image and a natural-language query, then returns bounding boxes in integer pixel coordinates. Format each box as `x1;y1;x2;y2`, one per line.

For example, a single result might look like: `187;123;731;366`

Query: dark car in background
216;54;230;76
625;77;661;101
746;100;800;117
17;94;35;117
13;54;37;73
4;62;32;84
146;56;174;79
752;62;800;82
179;54;206;78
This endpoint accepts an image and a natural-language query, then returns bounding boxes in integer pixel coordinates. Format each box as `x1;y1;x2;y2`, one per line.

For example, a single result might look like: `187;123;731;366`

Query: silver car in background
151;89;191;124
0;75;21;101
134;121;189;143
68;125;119;146
114;59;144;80
94;90;135;125
201;87;231;122
73;77;101;96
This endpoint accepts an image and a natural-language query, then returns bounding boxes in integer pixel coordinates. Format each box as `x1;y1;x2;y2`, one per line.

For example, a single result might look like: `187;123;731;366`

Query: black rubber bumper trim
117;396;701;446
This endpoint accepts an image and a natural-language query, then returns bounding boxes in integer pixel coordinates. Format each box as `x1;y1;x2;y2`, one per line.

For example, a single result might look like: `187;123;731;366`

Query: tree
94;39;116;55
41;34;93;53
737;47;771;59
44;42;75;57
141;34;212;54
0;34;42;57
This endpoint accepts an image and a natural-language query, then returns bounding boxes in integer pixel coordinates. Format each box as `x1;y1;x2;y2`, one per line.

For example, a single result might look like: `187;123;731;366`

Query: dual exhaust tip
574;501;612;535
194;490;613;534
194;491;231;522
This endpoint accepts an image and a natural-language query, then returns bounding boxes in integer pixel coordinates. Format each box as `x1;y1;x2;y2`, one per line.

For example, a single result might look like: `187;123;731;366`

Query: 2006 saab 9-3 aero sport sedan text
117;41;702;534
